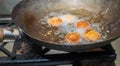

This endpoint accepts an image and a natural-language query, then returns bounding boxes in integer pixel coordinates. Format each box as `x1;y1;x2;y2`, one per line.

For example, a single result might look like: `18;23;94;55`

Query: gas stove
0;17;116;66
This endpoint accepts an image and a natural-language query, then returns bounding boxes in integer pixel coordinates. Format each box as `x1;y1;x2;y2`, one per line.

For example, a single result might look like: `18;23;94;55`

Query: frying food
45;13;103;44
48;17;63;27
66;32;81;44
77;20;90;29
84;28;101;42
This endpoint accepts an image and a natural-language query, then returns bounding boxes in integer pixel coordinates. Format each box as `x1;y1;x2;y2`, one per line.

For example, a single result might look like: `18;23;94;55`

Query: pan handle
0;28;17;42
0;28;4;42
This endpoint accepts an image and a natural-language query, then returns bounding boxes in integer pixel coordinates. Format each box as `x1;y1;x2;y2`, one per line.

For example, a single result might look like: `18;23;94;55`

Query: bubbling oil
38;11;108;45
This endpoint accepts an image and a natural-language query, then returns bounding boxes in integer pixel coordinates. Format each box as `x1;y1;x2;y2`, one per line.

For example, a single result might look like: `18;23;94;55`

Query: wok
12;0;120;52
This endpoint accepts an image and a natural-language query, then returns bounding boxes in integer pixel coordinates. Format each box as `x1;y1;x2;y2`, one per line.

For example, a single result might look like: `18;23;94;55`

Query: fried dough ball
84;28;101;42
66;32;81;43
77;21;90;28
48;17;63;27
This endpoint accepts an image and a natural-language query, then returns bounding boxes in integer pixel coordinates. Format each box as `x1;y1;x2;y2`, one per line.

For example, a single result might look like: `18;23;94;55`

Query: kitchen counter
112;38;120;66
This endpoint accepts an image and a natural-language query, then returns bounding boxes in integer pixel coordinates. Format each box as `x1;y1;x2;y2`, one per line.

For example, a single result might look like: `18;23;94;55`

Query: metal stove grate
0;37;116;66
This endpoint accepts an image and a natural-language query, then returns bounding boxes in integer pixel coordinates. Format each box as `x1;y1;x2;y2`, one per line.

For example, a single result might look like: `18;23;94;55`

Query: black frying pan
12;0;120;52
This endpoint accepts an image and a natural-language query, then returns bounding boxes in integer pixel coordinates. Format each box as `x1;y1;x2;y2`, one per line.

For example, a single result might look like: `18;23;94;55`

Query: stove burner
0;33;116;66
